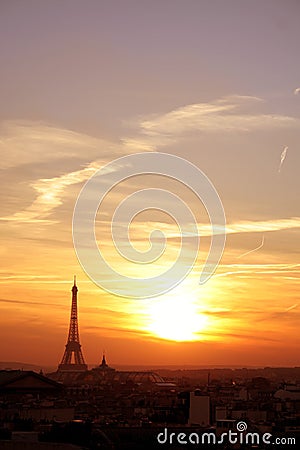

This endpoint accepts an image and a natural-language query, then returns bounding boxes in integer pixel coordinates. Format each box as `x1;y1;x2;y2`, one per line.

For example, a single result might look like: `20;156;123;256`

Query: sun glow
147;293;209;342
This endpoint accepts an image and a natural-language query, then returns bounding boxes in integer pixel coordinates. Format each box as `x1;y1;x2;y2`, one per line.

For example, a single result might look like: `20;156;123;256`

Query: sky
0;0;299;368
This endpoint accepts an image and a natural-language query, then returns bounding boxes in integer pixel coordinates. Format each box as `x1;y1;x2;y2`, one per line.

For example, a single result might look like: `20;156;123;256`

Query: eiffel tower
58;276;87;372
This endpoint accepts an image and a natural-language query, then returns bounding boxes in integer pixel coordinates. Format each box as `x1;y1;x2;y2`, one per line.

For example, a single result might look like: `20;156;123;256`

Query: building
0;370;63;397
188;389;210;426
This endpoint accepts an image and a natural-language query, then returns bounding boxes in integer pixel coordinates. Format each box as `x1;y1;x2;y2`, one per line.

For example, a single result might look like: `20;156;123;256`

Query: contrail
237;235;265;259
284;303;299;312
278;146;288;173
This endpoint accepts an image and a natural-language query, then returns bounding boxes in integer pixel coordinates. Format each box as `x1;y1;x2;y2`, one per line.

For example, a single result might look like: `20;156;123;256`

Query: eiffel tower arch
58;277;87;372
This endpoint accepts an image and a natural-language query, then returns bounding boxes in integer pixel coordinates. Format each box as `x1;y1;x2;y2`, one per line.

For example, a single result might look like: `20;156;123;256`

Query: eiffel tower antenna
58;277;87;372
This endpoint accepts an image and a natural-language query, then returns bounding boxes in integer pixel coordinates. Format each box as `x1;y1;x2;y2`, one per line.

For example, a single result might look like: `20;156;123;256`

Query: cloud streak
278;146;288;173
1;162;108;223
112;217;300;240
0;163;104;223
0;121;104;169
237;235;265;258
214;262;300;280
0;121;145;223
137;95;300;139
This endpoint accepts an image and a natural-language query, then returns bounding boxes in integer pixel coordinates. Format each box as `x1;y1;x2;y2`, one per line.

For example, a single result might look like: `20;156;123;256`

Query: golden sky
0;1;299;367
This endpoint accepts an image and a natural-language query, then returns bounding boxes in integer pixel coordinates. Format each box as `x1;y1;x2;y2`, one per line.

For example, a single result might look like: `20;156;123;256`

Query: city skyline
0;1;300;367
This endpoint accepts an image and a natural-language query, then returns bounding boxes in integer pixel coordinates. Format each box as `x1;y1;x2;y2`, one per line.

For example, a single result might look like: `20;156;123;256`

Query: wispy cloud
278;146;288;173
214;262;300;279
0;121;143;223
110;217;300;240
197;329;279;343
0;121;104;169
225;217;300;235
0;162;107;223
134;95;299;140
0;297;65;309
253;304;300;324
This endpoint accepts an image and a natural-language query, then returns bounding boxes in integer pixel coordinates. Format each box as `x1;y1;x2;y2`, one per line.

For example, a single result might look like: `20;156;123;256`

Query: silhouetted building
95;353;115;372
188;389;210;426
0;370;62;397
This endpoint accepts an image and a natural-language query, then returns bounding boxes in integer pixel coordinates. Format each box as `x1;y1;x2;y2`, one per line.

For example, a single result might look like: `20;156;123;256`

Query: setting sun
147;293;209;342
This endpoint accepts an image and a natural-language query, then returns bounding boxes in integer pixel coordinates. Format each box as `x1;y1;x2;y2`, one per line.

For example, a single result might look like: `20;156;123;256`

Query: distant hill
0;362;55;372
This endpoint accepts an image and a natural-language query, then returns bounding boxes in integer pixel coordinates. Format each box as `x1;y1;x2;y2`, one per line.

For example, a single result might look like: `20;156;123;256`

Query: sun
146;291;209;342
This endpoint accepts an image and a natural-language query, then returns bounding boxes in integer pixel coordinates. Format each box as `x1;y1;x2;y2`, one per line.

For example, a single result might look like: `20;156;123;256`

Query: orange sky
0;1;300;368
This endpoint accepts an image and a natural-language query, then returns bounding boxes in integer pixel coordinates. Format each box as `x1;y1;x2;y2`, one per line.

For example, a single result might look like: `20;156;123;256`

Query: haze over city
0;0;299;369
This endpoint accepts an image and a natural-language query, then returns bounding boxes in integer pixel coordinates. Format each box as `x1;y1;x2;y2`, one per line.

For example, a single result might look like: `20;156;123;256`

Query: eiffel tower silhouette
58;276;87;372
